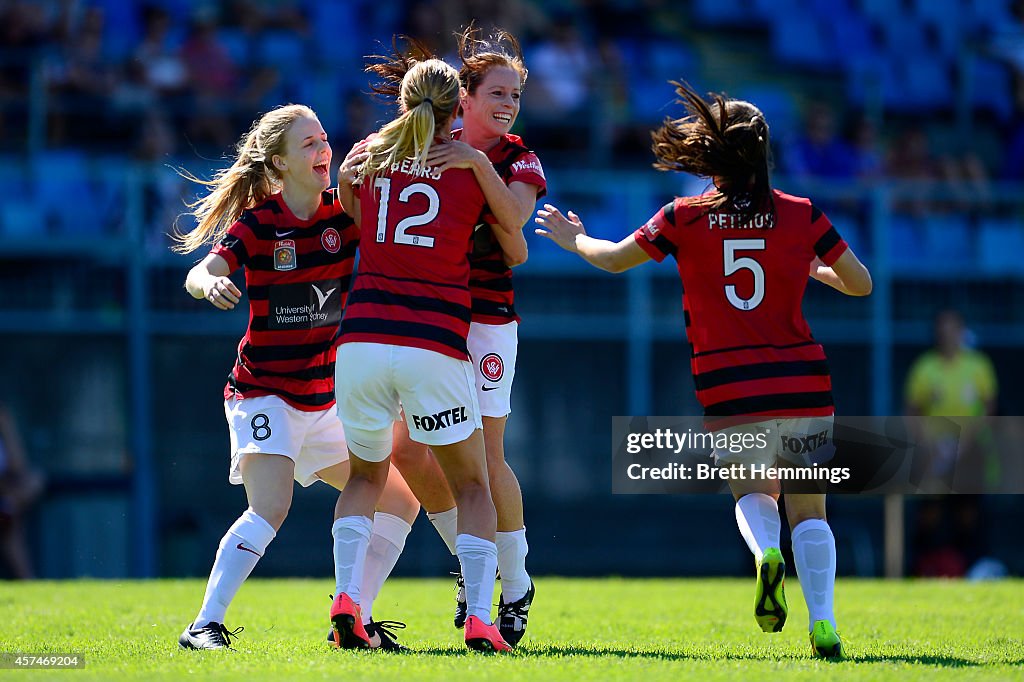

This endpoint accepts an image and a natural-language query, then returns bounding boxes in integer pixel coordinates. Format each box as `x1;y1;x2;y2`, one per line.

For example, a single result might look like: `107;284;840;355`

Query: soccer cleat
453;572;468;630
178;622;243;650
809;619;843;659
497;579;534;647
330;592;370;649
464;615;512;652
754;547;788;633
366;620;410;652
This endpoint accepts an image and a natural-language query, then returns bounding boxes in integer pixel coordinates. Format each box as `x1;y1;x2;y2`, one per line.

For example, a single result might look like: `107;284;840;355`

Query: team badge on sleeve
274;239;296;271
480;353;504;382
643;219;660;239
321;227;341;254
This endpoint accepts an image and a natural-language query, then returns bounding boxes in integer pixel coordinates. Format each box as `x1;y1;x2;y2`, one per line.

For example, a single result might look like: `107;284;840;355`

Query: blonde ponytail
173;104;316;254
360;59;461;181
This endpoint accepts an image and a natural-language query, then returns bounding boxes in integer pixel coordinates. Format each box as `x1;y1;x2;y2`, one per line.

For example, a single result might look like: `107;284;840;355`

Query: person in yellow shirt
903;309;998;577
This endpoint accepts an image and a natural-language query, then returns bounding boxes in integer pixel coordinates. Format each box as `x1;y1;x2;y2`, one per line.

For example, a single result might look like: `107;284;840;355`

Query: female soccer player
384;26;545;646
173;104;419;651
535;83;872;659
330;57;513;653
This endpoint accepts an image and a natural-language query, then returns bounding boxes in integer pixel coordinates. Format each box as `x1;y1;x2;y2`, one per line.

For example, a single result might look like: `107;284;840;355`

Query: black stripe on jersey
813;227;841;259
471;299;516;318
246;276;352;302
241;340;335;363
811;204;823;223
347;288;472;323
340;318;468;354
248;244;356;271
228;377;334;408
358;271;469;291
492;141;531;178
245;363;335;382
703;391;834;416
238;211;260;229
683;309;691;328
650;233;677;257
691;340;819;359
693;359;832;392
470;257;512;275
662;201;676;227
468;276;514;292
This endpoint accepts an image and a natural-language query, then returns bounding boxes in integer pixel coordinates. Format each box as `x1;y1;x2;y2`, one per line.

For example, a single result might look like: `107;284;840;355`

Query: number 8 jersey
633;189;849;418
339;154;487;360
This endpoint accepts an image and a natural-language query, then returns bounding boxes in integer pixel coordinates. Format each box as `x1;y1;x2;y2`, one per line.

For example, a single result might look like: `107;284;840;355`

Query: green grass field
3;578;1022;680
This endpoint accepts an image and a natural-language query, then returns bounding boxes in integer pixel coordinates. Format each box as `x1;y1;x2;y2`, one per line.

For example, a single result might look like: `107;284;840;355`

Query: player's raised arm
810;250;873;296
185;253;241;310
535;203;651;273
337;138;369;225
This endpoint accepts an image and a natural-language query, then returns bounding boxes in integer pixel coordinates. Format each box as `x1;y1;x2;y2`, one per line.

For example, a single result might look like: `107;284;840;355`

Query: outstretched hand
338;139;370;186
534;203;587;252
202;276;241;311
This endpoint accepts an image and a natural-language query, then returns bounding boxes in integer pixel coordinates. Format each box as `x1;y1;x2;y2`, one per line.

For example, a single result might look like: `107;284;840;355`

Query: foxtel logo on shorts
411;406;469;432
782;430;830;455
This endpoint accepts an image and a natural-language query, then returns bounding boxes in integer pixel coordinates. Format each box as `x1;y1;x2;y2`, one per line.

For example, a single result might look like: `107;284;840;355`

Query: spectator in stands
134;5;187;97
0;401;45;580
904;309;999;577
782;103;856;180
1000;74;1024;180
845;114;884;180
180;9;237;151
46;6;118;146
525;21;593;131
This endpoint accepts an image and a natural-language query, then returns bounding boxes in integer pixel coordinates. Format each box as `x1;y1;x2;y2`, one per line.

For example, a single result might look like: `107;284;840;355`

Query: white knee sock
195;510;276;628
427;507;458;555
791;518;837;631
495;527;530;603
456;533;498;624
735;493;782;561
332;515;373;604
360;512;411;624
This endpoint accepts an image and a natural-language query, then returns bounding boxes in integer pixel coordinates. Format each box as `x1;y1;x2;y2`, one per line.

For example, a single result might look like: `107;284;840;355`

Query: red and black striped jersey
633;189;849;419
338;155;487;360
210;189;357;411
453;131;546;325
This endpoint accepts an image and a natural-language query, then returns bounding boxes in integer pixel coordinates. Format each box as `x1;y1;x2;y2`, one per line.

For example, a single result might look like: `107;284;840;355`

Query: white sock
195;510;276;628
735;493;781;562
332;515;373;605
456;533;498;624
496;527;530;603
791;518;837;631
360;512;411;624
427;507;458;555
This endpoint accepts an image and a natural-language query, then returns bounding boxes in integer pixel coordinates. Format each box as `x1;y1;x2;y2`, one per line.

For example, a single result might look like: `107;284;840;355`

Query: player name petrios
708;212;776;229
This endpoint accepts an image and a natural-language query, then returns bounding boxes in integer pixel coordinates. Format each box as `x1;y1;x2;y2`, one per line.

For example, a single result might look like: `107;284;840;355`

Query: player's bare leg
181;453;292;650
484;416;533;646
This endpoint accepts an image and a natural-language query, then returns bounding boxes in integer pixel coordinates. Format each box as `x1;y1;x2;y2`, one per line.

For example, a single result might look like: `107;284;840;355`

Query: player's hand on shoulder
338;139;370;187
201;276;242;310
534;203;587;252
425;139;485;172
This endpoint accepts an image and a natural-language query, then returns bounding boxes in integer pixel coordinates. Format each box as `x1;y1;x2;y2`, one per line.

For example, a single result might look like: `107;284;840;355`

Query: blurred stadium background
0;0;1022;582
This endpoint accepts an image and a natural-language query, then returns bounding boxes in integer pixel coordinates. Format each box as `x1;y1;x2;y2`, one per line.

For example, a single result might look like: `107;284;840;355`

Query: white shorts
336;342;482;461
713;416;835;467
225;394;348;487
467;321;518;418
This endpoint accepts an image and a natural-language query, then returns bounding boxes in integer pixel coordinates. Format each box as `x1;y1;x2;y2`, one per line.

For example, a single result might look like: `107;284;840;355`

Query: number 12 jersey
339;156;487;361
